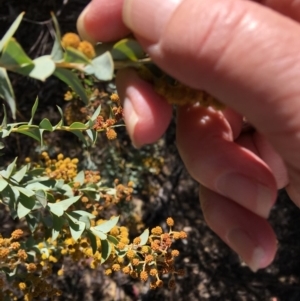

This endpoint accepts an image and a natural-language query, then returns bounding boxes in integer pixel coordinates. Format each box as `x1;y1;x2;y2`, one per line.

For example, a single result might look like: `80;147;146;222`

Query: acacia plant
0;12;191;300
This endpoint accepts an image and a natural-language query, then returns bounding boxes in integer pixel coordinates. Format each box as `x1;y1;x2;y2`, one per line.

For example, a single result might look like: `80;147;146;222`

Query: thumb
123;0;300;203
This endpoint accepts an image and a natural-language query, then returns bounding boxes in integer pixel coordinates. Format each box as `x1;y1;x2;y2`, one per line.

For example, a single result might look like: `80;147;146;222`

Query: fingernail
77;4;97;44
123;0;182;42
123;97;140;148
216;173;274;218
227;228;265;272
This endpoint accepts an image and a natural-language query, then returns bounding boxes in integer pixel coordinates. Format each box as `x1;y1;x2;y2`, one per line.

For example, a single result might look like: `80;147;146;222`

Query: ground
1;1;300;300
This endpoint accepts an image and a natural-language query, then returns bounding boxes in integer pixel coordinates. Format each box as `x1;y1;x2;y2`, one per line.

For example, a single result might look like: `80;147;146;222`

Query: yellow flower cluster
102;217;186;290
0;229;27;271
61;33;96;59
143;156;164;175
138;67;225;109
41;152;79;182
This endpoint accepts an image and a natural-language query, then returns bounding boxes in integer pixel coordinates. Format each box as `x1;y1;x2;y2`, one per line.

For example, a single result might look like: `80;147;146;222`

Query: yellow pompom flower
61;33;81;49
77;41;96;59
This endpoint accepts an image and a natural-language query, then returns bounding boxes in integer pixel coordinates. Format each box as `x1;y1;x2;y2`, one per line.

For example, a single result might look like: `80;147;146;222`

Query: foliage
0;13;189;301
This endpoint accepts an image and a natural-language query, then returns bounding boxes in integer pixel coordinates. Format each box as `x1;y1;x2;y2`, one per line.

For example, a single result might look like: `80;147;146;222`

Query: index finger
77;0;130;42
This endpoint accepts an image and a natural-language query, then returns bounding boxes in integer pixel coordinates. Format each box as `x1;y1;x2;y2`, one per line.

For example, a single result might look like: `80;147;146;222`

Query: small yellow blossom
61;33;81;49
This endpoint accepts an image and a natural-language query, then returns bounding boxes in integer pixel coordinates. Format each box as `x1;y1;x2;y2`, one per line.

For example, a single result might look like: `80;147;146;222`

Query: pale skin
77;0;300;272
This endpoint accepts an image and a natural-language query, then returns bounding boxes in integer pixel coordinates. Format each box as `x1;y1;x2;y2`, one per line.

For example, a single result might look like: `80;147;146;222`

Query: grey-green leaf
73;170;85;185
4;157;18;178
67;213;86;241
0;177;8;191
35;190;47;207
93;216;119;234
52;214;65;241
48;195;80;216
90;105;101;122
139;228;149;246
84;51;114;81
17;193;35;218
90;228;107;240
12;164;28;183
51;33;64;62
30;55;55;81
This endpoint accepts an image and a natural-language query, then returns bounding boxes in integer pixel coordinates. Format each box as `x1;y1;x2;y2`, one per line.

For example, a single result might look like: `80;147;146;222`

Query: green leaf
1;104;7;128
71;129;88;146
28;97;39;125
50;12;62;43
87;231;98;254
101;239;112;264
17;126;41;142
54;68;89;104
66;213;86;241
35;189;47;207
0;177;8;191
26;168;45;177
90;228;107;240
0;39;34;74
11;165;28;182
139;228;149;246
26;211;41;232
17;193;36;218
0;67;16;119
93;216;119;233
64;47;91;64
84;52;114;81
39;118;53;131
0;12;25;52
112;38;144;61
48;195;80;216
52;106;64;129
30;55;55;81
107;234;119;245
52;214;64;241
73;170;85;185
69;122;87;130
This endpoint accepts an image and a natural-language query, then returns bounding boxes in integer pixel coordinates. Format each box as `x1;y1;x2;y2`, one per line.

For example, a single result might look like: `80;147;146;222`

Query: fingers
255;0;300;21
116;69;172;147
200;186;277;272
177;104;277;218
123;0;300;203
239;132;289;188
77;0;130;42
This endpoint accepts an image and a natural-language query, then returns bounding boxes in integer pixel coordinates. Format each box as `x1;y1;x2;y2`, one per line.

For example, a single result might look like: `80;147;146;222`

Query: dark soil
1;1;300;301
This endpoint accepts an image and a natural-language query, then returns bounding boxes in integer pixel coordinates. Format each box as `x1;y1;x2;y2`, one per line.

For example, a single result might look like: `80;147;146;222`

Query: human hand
77;0;300;272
